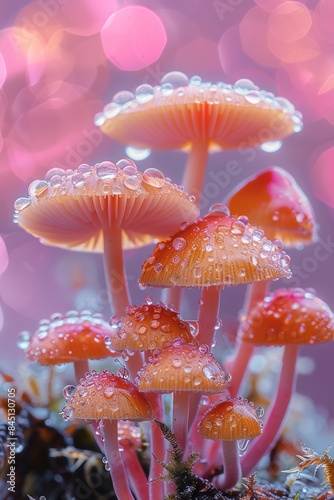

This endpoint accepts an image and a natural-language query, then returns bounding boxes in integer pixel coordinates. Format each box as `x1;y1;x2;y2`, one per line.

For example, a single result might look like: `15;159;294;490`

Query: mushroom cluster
14;71;334;498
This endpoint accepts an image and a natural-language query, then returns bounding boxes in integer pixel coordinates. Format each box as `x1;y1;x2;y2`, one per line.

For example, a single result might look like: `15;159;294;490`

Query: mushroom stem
74;359;89;383
148;394;165;499
240;344;299;476
161;287;182;312
121;442;149;500
103;226;143;380
173;392;190;455
213;440;241;490
197;286;222;348
104;420;135;500
182;139;209;198
226;281;270;397
103;225;131;317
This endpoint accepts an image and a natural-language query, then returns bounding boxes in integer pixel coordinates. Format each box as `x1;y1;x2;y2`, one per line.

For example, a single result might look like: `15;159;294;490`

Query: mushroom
108;299;193;498
198;397;263;489
14;160;199;380
18;310;116;381
136;338;229;455
224;167;317;397
140;204;292;351
62;369;154;500
237;288;334;476
97;72;303;197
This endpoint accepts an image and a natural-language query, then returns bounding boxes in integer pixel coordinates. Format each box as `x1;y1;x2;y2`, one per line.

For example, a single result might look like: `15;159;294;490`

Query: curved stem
182;140;209;198
121;443;149;500
104;420;135;500
241;345;299;476
213;440;241;490
227;281;270;397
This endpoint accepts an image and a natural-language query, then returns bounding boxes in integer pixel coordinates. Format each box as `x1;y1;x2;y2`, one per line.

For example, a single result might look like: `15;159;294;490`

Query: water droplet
50;174;63;187
154;263;163;273
231;220;246;235
17;330;31;349
225;372;232;383
244;91;261;104
208;203;230;216
234;78;258;92
172;237;187;251
124;175;140;190
256;406;265;418
77;163;91;175
113;90;134;107
142;168;165;188
103;102;121;119
260;141;282;153
172;358;182;368
94;112;105;126
62;385;76;399
72;173;86;187
96;161;118;180
125;146;151;161
161;71;189;88
189;75;202;86
62;406;74;421
14;197;31;211
202;363;221;380
160;83;174;96
135;83;155;103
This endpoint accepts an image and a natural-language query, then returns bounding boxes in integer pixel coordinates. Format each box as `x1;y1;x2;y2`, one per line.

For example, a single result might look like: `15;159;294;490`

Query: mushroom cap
239;288;334;346
139;205;292;288
109;300;193;352
14;161;199;252
97;73;302;152
226;167;317;248
62;369;154;423
198;397;263;441
136;339;229;394
22;311;115;365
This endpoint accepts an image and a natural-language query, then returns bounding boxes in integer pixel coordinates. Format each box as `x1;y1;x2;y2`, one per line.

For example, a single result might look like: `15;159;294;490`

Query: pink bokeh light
101;6;167;71
311;146;334;208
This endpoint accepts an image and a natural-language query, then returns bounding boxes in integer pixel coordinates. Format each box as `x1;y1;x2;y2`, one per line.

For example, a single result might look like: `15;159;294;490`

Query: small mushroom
62;369;154;500
18;310;116;381
136;338;229;454
198;397;263;489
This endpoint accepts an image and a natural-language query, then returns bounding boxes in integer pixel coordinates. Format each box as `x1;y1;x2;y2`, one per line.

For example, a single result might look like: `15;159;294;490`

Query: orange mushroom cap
239;288;334;346
198;397;263;441
20;311;114;365
62;369;154;423
226;167;317;248
97;72;302;152
109;299;193;352
14;160;199;252
139;205;292;288
136;338;230;394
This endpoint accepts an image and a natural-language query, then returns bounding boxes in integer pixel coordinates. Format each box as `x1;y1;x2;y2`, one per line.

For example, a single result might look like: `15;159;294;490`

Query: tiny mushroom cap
108;298;193;352
198;397;263;441
226;167;317;248
62;369;154;423
139;204;292;289
239;288;334;346
136;338;230;394
19;310;115;365
14;159;199;252
97;72;302;152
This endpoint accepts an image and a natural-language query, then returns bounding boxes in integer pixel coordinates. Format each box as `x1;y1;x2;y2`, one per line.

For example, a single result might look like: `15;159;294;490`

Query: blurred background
0;0;334;427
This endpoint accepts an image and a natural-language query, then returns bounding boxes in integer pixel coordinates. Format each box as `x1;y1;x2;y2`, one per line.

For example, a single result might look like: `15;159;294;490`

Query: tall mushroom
14;160;199;380
238;288;334;476
224;167;317;397
97;73;303;198
140;204;292;352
